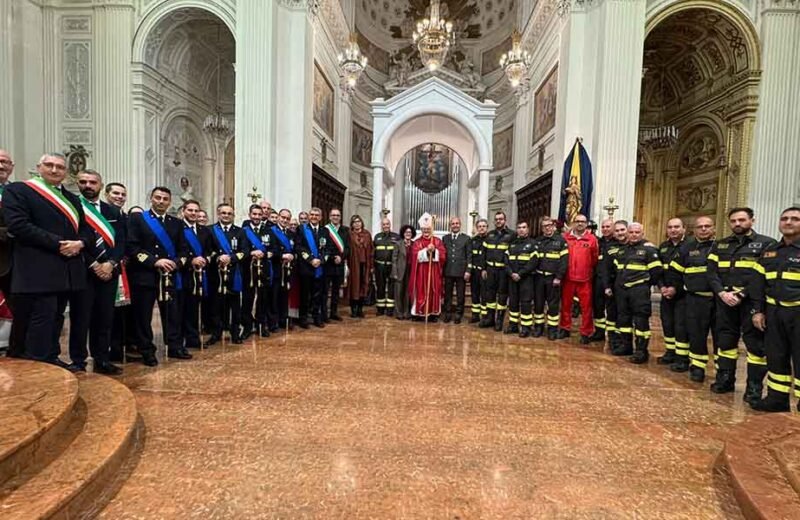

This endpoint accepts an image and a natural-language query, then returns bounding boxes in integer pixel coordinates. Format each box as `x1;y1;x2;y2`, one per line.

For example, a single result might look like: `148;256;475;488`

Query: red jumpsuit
560;230;599;336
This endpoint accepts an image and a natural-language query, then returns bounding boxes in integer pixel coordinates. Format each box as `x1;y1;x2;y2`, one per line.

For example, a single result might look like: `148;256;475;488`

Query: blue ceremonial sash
272;226;292;251
212;224;243;292
303;224;323;279
142;211;182;290
244;227;273;284
183;227;208;295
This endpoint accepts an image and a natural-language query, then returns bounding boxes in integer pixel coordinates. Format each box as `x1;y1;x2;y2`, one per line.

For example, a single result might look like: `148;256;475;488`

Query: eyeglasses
41;162;66;171
0;159;13;166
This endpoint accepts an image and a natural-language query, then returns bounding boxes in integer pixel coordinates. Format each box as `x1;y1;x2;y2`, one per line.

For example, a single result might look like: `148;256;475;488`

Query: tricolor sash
212;224;243;292
302;224;323;279
326;223;345;255
141;211;182;290
114;264;131;307
80;198;115;247
183;227;208;295
25;177;79;232
244;227;274;284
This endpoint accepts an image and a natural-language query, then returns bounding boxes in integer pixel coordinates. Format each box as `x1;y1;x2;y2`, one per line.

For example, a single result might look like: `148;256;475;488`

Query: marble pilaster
478;168;490;220
511;87;533;223
0;0;13;153
372;166;384;233
749;1;800;223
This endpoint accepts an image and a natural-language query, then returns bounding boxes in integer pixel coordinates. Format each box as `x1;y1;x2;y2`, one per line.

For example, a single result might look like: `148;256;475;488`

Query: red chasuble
408;234;447;316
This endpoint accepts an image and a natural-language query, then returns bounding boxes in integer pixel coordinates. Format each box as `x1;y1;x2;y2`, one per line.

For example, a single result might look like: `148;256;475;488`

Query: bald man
656;218;689;367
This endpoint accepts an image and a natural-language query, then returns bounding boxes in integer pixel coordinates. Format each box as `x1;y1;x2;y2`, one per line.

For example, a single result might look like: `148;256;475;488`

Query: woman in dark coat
347;215;373;318
391;225;416;320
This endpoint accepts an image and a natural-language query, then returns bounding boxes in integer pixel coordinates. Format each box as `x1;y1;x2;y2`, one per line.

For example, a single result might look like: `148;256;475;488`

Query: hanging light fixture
412;0;455;72
639;67;679;150
500;30;531;89
203;22;232;139
338;33;368;90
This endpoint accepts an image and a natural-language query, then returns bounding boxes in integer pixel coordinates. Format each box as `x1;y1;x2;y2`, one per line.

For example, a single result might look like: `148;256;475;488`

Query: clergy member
409;213;447;322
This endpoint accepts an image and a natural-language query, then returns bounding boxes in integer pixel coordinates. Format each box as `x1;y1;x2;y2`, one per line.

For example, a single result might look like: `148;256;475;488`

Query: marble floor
97;314;757;519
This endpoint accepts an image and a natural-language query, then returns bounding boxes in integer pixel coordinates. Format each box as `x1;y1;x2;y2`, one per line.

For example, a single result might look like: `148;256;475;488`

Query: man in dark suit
3;153;92;366
442;217;472;324
104;182;135;362
179;199;213;350
321;208;349;322
67;170;125;374
207;203;249;345
0;149;21;358
295;207;331;328
267;209;295;331
240;204;271;339
126;186;191;366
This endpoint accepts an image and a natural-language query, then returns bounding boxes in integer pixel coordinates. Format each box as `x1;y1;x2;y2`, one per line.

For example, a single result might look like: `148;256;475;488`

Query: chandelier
203;23;232;139
639;67;678;150
500;30;531;88
338;33;368;89
412;0;455;72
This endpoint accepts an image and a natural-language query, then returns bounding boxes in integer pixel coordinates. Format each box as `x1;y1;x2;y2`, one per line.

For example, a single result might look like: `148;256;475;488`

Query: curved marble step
0;359;80;486
0;372;138;519
722;413;800;520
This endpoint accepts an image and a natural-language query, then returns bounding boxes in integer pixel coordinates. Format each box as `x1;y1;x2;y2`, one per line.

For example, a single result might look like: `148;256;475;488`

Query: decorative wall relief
62;16;91;34
63;129;92;145
63;41;91;120
676;184;718;214
493;126;514;171
313;62;335;138
681;132;720;172
352;122;373;167
533;66;558;144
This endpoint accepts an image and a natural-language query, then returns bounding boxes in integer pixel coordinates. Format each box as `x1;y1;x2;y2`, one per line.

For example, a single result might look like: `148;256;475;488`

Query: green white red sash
80;197;115;247
24;177;79;232
326;223;345;254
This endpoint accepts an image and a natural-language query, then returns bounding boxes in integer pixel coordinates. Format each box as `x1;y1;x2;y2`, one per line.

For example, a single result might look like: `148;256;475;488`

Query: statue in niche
495;175;504;193
564;174;582;225
682;135;719;171
459;55;481;89
389;51;412;86
179;176;195;203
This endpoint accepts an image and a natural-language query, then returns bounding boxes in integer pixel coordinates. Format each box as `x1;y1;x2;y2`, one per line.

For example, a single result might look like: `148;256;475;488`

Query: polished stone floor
97;313;754;519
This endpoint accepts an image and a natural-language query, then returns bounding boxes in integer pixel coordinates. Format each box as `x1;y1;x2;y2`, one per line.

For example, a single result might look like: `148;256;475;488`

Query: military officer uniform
504;235;537;337
374;230;400;315
267;223;294;331
240;220;273;338
468;234;486;323
442;231;471;323
707;230;777;400
656;237;689;367
179;219;214;349
533;233;569;339
295;222;332;327
480;227;514;331
207;222;249;344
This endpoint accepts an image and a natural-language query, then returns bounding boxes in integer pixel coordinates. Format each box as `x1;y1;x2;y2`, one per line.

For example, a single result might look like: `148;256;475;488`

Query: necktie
224;225;229;233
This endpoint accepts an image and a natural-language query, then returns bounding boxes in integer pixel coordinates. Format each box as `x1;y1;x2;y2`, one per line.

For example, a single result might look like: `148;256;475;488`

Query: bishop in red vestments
408;216;446;320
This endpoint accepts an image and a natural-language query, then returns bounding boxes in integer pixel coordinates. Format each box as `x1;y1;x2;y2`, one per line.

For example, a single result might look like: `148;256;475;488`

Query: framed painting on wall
313;62;335;138
493;126;514;171
352;123;373;168
533;66;558;144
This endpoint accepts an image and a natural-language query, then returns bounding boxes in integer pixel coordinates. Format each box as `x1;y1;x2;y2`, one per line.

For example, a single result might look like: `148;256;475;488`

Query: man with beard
533;217;569;339
68;170;126;374
322;208;349;322
468;219;488;323
240;204;271;339
707;207;777;401
179;200;213;349
104;182;134;362
505;221;537;337
480;212;514;331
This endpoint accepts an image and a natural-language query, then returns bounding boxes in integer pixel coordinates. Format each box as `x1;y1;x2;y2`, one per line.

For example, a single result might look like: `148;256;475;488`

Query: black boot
504;323;519;335
519;326;531;338
386;308;394;317
743;364;767;404
608;332;622;354
546;326;556;340
629;336;649;364
443;313;452;323
356;300;365;318
377;307;385;316
657;350;677;366
689;367;705;383
554;328;570;340
470;313;481;324
611;335;633;356
479;310;495;329
670;356;689;373
454;314;463;325
350;301;357;318
588;329;606;342
532;324;544;338
750;395;791;412
494;311;505;332
710;369;736;394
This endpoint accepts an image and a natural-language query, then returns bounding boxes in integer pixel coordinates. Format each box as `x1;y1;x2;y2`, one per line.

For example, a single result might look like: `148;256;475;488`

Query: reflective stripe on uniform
634;329;652;339
675;341;689;356
717;348;739;360
746;352;767;366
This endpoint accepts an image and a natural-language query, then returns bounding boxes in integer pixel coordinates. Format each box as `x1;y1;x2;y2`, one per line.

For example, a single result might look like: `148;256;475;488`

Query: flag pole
424;214;436;323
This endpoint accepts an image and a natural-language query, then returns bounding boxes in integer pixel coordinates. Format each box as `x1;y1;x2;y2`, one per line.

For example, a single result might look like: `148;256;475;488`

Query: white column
272;1;315;213
236;0;276;212
749;1;800;224
371;166;384;233
511;87;533;223
478;168;490;219
0;0;13;153
42;6;59;152
337;91;354;186
93;3;134;183
203;155;217;212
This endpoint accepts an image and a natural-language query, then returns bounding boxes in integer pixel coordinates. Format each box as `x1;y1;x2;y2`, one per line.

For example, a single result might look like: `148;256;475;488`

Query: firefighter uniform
707;231;777;400
591;236;612;341
749;238;800;412
610;240;662;363
468;234;487;323
533;233;568;339
373;231;400;315
504;236;537;337
480;227;514;331
668;238;716;381
656;238;689;366
601;240;626;353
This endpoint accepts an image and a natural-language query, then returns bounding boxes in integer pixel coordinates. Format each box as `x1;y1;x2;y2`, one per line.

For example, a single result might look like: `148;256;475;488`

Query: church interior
1;0;800;518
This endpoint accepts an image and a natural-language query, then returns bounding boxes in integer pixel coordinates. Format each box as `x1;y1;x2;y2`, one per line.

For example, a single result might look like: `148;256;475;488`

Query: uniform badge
763;251;777;258
637;250;646;256
660;248;668;253
689;250;701;257
750;243;763;249
718;243;729;249
137;253;148;262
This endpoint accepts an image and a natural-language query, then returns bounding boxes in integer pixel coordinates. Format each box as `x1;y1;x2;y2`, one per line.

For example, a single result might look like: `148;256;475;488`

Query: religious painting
493;126;514;171
357;31;389;74
482;35;512;74
313;62;335;138
352;122;373;168
411;143;452;194
533;66;558;144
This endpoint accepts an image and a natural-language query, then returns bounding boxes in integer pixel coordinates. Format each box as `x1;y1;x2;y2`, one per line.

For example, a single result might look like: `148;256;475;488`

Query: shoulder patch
689;250;701;257
763;251;777;258
717;243;729;249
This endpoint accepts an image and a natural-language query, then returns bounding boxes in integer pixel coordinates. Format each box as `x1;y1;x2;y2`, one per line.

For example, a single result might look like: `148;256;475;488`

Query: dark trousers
592;276;606;332
606;292;619;340
470;269;484;317
178;291;202;348
763;305;800;402
211;288;242;338
241;283;260;333
323;273;343;318
482;267;509;313
714;299;766;373
375;262;394;311
393;274;410;318
1;272;25;358
508;276;534;326
110;306;134;360
130;284;182;354
69;274;117;366
270;279;289;329
299;275;324;322
14;292;70;362
615;284;652;348
443;275;466;317
660;294;688;357
534;274;561;329
686;293;716;372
